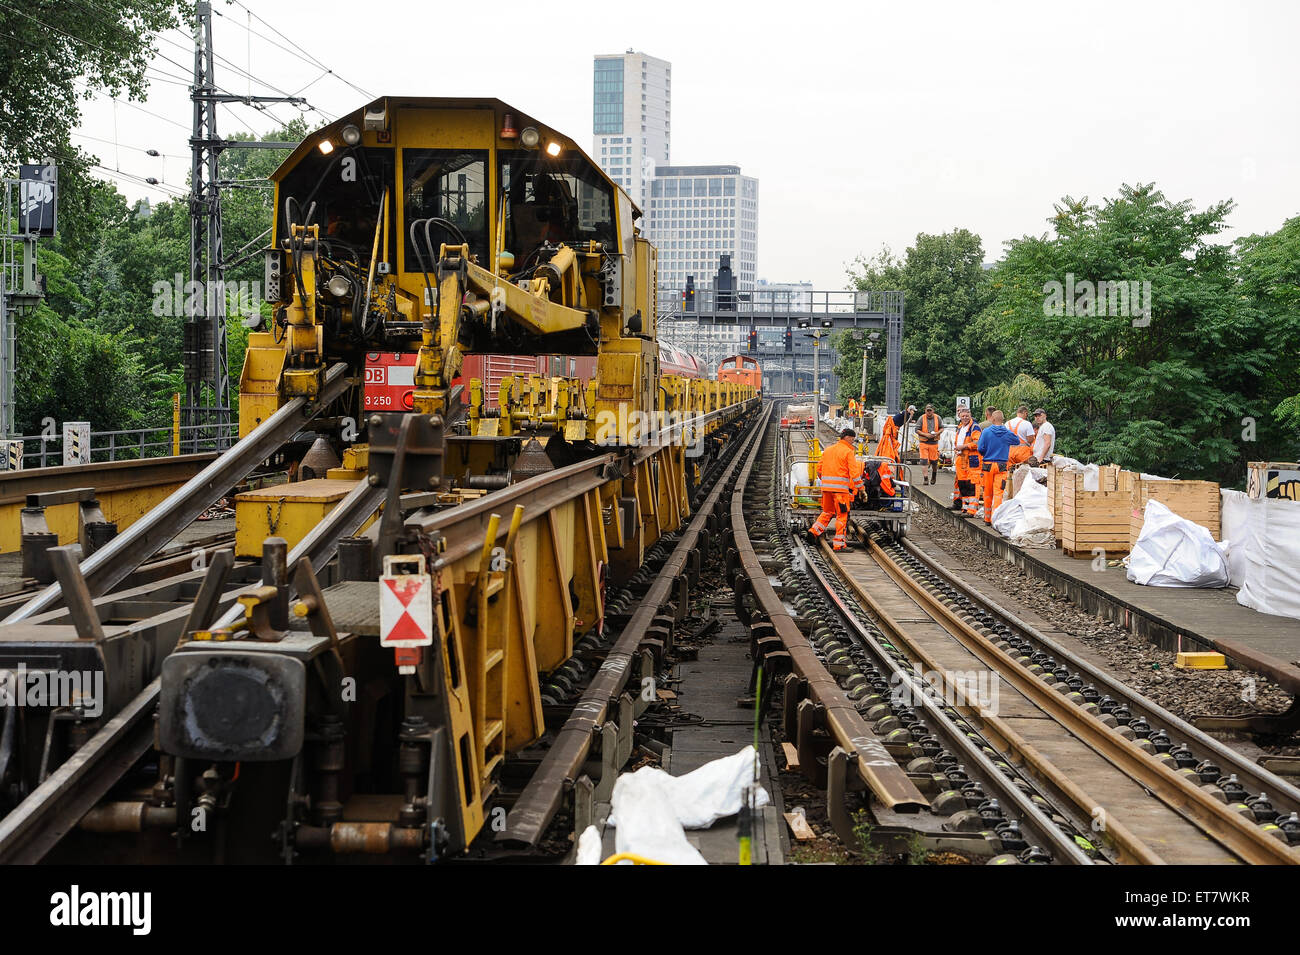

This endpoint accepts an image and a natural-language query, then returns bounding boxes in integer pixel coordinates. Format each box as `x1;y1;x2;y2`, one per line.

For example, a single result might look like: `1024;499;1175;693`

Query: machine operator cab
263;97;636;347
249;97;660;442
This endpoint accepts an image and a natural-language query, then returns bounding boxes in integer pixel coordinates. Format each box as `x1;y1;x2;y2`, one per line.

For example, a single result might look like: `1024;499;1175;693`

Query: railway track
8;401;1296;866
753;411;1300;864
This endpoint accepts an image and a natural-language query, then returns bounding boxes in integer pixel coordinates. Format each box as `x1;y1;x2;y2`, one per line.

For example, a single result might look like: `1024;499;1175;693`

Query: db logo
364;367;386;384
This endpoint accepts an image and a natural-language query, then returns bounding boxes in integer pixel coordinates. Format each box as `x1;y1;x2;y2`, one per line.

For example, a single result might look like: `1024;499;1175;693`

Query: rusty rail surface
859;537;1297;865
897;535;1300;827
728;412;928;812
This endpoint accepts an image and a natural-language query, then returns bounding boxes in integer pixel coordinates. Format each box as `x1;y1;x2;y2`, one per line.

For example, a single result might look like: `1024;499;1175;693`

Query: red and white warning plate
380;555;434;648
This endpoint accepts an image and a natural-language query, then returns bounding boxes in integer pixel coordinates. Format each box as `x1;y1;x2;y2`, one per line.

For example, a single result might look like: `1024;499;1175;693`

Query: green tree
984;183;1284;483
0;1;183;255
840;230;997;413
976;373;1053;420
1234;215;1300;451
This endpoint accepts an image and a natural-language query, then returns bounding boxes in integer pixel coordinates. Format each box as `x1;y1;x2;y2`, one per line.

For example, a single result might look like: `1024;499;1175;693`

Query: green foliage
976;374;1053;420
851;811;885;865
840;230;995;413
984;183;1295;483
1235;215;1300;441
12;115;304;437
15;299;168;435
0;1;184;255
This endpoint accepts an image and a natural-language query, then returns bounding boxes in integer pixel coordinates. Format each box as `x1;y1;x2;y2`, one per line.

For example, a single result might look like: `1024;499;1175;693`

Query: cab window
277;146;394;262
500;155;615;267
403;149;489;271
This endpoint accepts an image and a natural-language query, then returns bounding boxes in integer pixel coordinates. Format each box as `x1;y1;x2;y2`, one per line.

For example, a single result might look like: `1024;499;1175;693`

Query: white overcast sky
73;0;1300;290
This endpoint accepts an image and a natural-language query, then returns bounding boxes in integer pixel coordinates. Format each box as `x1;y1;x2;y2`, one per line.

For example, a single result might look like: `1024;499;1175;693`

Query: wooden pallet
1129;478;1220;547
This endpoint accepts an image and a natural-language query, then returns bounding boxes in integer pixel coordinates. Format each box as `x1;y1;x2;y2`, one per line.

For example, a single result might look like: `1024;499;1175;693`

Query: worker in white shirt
1008;404;1035;446
1027;408;1056;465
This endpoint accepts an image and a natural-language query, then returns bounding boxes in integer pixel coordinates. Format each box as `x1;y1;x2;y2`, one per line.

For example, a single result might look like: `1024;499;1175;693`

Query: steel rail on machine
730;413;929;813
501;405;765;848
0;677;159;864
0;402;756;861
861;537;1298;866
0;465;388;864
5;363;354;624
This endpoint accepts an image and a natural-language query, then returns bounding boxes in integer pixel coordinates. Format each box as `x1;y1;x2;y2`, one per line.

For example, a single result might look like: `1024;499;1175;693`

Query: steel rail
501;405;766;847
207;478;387;632
6;363;354;624
731;414;928;812
788;415;1140;861
864;537;1296;865
0;677;159;864
898;536;1300;819
0;399;761;860
406;454;619;566
794;537;1096;864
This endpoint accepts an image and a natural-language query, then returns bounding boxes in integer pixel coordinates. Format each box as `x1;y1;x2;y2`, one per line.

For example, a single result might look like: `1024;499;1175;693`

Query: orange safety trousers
810;492;853;550
982;462;1005;524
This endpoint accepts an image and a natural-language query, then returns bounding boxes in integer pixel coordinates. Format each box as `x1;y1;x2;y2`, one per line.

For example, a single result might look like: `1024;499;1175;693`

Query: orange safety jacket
1008;441;1034;467
918;412;941;445
878;461;895;497
956;421;982;479
875;416;900;462
817;438;860;496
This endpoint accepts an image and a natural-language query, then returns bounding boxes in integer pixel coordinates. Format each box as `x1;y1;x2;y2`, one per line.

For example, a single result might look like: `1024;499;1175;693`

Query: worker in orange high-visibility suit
953;406;982;515
809;428;860;551
875;411;900;462
876;407;915;460
975;405;995;513
1008;441;1033;467
976;410;1018;524
917;404;942;485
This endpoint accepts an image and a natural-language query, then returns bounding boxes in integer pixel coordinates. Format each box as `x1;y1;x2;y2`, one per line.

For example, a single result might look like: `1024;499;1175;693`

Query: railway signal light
784;329;792;352
747;328;758;352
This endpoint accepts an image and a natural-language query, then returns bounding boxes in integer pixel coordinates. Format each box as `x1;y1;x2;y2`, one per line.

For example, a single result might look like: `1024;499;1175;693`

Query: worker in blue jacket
976;410;1022;524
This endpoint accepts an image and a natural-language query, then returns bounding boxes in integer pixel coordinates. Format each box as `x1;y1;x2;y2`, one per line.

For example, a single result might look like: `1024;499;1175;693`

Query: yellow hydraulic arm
412;242;595;416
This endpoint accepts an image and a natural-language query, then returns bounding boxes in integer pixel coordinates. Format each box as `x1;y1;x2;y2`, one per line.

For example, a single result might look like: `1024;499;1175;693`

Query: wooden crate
1060;472;1131;558
1049;464;1126;546
1047;464;1062;542
1129;479;1220;547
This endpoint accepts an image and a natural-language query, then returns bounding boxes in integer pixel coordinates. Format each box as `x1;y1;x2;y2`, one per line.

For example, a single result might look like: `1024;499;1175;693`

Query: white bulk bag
1126;499;1229;588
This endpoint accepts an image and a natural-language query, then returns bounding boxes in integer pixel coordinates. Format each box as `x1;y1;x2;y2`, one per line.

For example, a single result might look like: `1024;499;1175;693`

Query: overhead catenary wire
20;3;318;208
71;131;186;161
21;0;353;181
3;0;322;138
219;0;375;101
